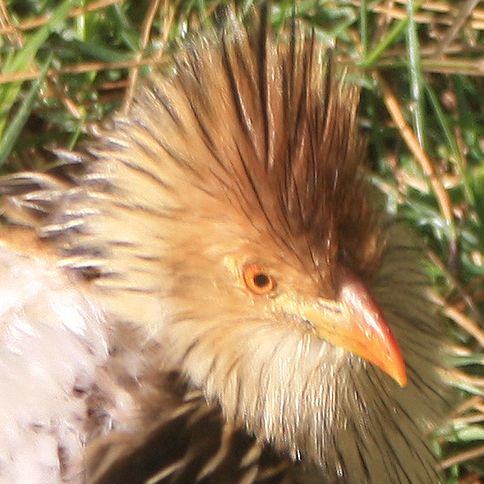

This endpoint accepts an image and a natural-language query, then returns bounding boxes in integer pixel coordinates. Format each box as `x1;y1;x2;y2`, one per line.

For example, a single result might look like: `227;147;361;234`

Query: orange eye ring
243;263;276;295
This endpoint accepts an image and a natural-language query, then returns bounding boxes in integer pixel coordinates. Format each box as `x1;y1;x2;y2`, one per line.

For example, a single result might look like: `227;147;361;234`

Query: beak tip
395;371;408;388
385;356;408;387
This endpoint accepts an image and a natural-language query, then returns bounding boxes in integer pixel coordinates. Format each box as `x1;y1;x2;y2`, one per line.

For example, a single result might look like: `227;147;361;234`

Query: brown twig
0;0;23;45
375;73;455;231
451;413;484;426
428;250;483;326
0;0;123;35
435;0;482;56
122;0;162;114
444;303;484;347
439;444;484;469
351;0;484;29
0;57;163;85
454;396;483;415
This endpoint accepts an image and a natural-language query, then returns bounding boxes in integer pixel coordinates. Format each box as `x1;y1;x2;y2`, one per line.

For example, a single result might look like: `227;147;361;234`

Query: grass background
0;0;482;481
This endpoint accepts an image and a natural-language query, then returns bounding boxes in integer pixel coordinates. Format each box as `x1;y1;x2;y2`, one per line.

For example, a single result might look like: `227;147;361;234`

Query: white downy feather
0;245;109;483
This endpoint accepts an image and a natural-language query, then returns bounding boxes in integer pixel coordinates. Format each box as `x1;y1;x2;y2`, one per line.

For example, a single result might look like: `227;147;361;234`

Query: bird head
53;10;448;474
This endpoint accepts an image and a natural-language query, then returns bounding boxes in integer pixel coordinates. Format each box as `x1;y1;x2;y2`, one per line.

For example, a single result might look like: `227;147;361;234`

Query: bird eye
243;263;276;295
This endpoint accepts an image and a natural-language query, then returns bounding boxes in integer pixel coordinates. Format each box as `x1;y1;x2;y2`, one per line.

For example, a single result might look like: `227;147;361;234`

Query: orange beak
302;268;407;387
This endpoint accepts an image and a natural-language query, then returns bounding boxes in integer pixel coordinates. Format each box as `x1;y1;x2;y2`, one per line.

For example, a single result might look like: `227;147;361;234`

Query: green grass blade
0;56;52;167
406;0;427;148
426;83;475;205
360;0;369;56
360;1;422;69
0;0;78;134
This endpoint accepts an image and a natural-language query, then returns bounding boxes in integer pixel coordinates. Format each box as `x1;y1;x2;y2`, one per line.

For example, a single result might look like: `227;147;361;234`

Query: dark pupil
253;273;270;288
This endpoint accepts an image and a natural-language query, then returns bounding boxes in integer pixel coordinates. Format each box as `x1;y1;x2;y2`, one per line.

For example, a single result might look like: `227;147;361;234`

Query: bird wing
87;378;293;484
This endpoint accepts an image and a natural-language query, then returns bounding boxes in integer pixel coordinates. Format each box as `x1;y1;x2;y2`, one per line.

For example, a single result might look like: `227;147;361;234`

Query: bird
0;6;452;484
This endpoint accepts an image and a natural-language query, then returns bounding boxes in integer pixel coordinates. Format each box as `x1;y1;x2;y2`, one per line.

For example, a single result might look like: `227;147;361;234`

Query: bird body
0;8;451;483
0;232;109;482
